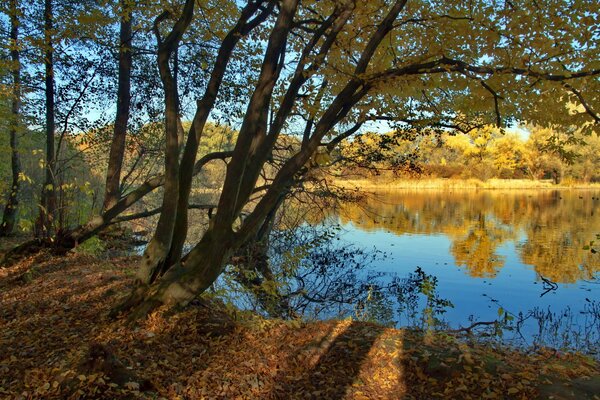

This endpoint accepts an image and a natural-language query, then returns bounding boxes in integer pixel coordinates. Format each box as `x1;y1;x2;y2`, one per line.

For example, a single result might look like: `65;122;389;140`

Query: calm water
327;189;600;342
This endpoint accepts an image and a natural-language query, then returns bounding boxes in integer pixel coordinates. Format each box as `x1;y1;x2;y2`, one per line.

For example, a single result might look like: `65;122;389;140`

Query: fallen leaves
0;252;599;399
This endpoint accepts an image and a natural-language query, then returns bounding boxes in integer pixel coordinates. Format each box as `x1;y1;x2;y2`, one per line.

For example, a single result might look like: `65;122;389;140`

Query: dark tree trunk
103;0;132;211
0;0;22;237
164;0;272;270
36;0;57;238
120;0;300;319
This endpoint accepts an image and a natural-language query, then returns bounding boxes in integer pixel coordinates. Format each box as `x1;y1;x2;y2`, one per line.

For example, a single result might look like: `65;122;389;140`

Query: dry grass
333;178;600;191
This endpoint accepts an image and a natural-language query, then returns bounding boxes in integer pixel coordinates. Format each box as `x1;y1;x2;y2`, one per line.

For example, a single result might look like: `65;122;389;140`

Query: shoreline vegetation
332;178;600;191
0;251;599;399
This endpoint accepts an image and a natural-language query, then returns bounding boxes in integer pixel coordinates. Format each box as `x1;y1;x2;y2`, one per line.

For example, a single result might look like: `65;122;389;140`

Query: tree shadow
272;321;387;399
1;253;404;399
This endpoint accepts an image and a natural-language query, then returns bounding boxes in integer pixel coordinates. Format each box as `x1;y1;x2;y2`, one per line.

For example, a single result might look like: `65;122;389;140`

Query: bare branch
480;80;503;128
111;203;217;224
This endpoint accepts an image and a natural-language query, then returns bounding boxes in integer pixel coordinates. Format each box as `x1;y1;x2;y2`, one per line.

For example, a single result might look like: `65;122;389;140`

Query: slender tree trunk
103;0;132;211
36;0;57;238
136;0;195;284
120;0;300;319
0;0;22;237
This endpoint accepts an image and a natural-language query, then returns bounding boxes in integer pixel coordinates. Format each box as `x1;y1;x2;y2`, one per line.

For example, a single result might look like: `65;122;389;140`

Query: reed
332;178;600;191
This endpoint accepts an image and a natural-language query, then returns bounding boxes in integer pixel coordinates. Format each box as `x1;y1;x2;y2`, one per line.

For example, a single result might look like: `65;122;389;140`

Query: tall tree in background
0;0;23;236
102;0;133;211
36;0;57;238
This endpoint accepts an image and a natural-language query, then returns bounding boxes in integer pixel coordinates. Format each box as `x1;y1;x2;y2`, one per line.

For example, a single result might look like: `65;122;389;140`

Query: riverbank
1;251;598;399
333;178;600;191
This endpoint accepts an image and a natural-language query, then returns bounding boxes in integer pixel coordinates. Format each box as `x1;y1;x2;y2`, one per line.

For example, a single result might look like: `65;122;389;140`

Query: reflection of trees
332;190;600;283
518;192;600;283
449;213;508;278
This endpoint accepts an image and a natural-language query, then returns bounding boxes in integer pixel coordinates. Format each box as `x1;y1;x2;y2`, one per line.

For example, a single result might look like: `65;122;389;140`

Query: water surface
328;189;599;343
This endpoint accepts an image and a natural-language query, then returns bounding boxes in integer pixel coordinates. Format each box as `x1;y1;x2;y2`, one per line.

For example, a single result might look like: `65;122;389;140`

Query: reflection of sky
338;220;598;342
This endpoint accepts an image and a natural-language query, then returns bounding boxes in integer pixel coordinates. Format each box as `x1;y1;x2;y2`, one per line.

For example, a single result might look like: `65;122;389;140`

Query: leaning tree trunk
103;0;132;211
36;0;57;239
163;0;273;271
121;0;299;320
0;0;22;237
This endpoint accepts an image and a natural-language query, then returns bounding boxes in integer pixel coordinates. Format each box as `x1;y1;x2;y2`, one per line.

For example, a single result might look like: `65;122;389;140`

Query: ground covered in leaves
1;251;599;399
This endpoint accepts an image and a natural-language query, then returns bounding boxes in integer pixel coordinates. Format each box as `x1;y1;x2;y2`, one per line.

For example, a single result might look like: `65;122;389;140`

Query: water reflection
332;190;600;282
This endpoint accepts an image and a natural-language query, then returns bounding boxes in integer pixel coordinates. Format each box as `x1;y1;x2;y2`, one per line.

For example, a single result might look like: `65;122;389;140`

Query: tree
114;0;599;318
102;0;133;211
1;0;597;314
35;0;58;238
0;0;23;236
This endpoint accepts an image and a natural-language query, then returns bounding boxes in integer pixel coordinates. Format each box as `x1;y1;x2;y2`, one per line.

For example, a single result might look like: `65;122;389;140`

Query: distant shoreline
332;178;600;190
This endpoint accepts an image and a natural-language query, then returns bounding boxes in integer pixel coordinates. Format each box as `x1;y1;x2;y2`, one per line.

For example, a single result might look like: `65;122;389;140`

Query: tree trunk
103;0;132;211
36;0;57;238
0;0;22;237
136;0;195;284
124;0;300;318
124;228;234;320
164;0;271;269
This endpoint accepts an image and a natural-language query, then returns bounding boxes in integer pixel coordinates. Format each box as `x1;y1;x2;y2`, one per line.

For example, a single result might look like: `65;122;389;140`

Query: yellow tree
490;133;527;178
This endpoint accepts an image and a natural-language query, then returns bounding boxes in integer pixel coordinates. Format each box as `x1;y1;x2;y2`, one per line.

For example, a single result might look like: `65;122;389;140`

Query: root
109;284;166;326
108;285;149;320
126;297;164;325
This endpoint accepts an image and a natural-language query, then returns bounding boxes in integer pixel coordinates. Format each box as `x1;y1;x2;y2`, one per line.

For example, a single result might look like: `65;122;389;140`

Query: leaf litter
0;251;598;399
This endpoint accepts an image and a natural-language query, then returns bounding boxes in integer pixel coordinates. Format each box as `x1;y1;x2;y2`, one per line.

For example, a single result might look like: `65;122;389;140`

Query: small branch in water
539;275;558;297
446;320;498;335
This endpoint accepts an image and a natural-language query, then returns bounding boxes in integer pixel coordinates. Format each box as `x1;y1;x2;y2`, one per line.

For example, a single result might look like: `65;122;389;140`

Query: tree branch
561;82;600;123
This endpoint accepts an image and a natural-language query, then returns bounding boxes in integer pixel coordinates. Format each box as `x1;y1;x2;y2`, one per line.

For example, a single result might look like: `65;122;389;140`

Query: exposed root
108;285;149;320
126;295;164;325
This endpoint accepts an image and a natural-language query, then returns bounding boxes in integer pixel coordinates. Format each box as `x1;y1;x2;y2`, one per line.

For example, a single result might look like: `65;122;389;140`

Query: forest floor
1;250;599;400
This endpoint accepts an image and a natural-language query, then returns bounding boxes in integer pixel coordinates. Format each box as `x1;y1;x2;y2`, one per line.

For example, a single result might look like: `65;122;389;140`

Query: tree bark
103;0;132;211
164;0;272;270
36;0;57;238
0;0;22;237
136;0;195;284
122;0;300;318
